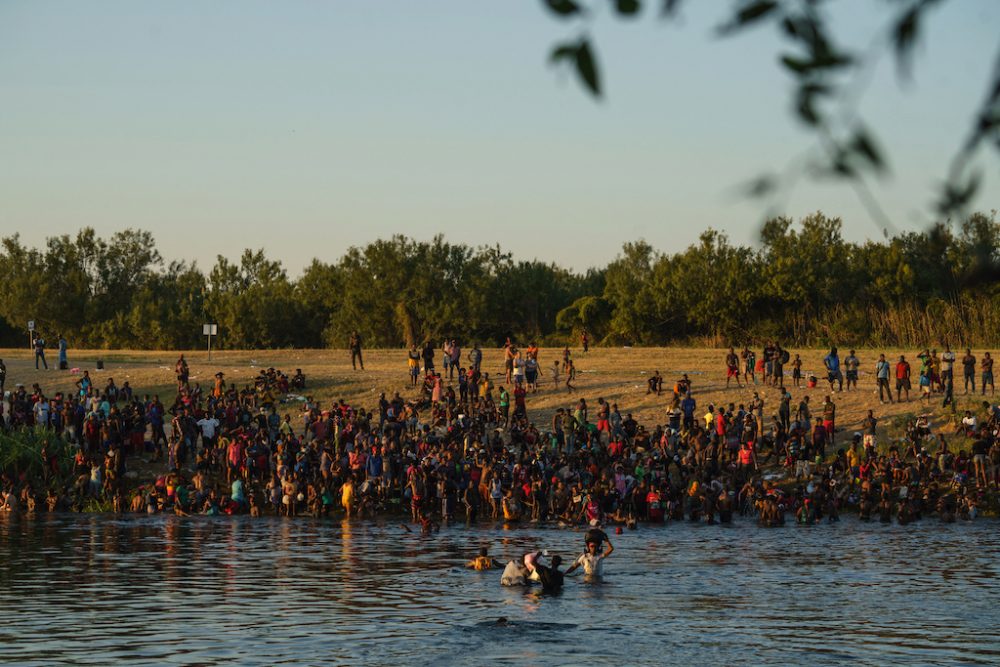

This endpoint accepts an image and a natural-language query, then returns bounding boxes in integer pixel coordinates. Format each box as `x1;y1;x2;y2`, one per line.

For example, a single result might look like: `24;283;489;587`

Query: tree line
1;211;998;350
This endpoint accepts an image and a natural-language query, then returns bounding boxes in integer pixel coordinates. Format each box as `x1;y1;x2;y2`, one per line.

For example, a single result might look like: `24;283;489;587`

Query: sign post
203;323;218;361
27;320;34;351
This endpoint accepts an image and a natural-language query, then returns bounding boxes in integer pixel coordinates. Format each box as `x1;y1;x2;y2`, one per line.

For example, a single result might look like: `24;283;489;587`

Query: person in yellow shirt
479;373;493;399
466;547;501;571
341;475;355;517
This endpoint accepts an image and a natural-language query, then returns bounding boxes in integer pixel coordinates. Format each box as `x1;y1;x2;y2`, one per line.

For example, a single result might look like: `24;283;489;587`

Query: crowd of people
1;340;998;529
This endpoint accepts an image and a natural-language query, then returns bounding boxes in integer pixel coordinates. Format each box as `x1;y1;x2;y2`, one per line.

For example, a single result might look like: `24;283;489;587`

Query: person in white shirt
941;346;956;384
565;538;613;579
197;415;220;449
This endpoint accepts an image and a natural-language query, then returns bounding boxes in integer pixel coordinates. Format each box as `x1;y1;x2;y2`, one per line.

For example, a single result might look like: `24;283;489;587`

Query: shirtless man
725;348;741;388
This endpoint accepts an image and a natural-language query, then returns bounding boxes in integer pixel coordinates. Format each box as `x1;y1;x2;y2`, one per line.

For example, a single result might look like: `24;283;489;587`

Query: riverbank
4;345;992;436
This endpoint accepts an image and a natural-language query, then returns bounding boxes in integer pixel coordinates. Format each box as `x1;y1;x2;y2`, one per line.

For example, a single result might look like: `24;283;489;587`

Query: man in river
466;546;501;571
565;538;613;580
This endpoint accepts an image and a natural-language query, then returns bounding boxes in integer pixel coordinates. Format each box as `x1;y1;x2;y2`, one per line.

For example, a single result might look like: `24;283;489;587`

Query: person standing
58;334;68;370
742;347;756;386
750;392;764;440
34;334;48;370
565;360;576;393
442;339;453;378
0;358;5;394
875;354;893;404
407;345;421;387
581;329;589;353
449;339;461;380
821;395;836;448
503;344;516;384
895;355;911;402
565;537;613;580
175;354;189;387
823;347;842;392
421;340;435;374
982;352;995;396
941;345;956;387
861;410;878;456
778;387;791;431
844;350;860;391
467;344;482;373
725;348;740;388
796;395;811;433
349;331;364;370
962;349;977;394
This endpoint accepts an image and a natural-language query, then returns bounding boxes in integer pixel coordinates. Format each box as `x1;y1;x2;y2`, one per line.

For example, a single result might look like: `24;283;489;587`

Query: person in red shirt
513;385;527;419
895;355;912;402
647;487;664;522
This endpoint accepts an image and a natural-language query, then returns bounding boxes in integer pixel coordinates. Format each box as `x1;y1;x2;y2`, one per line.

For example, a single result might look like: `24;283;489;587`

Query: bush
0;427;75;483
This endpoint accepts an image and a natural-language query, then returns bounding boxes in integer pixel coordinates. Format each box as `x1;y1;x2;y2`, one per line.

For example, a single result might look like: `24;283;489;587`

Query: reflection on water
2;515;999;666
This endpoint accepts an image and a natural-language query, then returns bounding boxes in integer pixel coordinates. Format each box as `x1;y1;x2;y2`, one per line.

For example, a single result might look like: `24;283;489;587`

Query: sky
1;0;997;276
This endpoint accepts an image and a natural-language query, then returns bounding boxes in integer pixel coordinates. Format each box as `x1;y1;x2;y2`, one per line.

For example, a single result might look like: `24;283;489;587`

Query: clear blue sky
1;0;997;275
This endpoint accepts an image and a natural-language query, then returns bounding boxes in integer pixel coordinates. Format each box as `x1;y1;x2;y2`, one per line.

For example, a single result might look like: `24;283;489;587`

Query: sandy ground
3;346;988;443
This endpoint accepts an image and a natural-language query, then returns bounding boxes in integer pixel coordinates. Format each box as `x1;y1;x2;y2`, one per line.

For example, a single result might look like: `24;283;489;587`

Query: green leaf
892;6;919;77
796;93;820;126
544;0;584;17
616;0;641;16
575;39;601;96
937;170;982;215
661;0;683;16
851;129;886;173
781;54;811;75
550;42;579;65
745;175;777;198
718;0;779;35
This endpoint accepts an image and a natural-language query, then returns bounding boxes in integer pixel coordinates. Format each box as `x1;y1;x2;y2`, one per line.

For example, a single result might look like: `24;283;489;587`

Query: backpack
780;349;790;364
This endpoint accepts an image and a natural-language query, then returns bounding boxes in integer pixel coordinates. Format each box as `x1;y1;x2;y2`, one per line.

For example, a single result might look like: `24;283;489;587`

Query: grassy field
2;346;990;445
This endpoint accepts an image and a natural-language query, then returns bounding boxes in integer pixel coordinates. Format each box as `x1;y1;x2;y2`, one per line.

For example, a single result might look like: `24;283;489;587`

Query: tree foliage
1;215;999;349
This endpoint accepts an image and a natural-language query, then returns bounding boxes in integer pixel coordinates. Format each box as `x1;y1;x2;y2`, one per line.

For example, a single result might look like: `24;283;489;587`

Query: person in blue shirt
57;335;68;370
680;394;697;429
366;446;384;498
875;353;894;404
231;478;247;511
824;347;843;392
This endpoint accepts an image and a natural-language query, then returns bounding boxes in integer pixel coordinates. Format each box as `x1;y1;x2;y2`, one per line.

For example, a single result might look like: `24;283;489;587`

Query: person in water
565;539;613;579
467;547;501;571
584;527;611;553
532;554;565;592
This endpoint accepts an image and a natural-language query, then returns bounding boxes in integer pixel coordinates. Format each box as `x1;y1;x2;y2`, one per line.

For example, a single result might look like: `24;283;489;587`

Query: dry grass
3;346;991;443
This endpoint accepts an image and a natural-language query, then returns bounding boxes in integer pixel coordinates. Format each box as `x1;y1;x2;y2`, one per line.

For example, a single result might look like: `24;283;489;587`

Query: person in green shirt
497;386;510;427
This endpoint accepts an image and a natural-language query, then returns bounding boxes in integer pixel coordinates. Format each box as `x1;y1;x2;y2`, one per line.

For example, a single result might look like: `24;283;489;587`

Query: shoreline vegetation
1;345;997;524
2;212;1000;352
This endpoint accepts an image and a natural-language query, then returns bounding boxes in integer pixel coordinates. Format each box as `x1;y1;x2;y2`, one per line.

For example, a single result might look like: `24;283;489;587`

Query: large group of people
1;339;998;531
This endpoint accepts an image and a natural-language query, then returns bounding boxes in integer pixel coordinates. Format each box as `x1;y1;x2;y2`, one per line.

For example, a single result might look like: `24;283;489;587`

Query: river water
1;515;998;666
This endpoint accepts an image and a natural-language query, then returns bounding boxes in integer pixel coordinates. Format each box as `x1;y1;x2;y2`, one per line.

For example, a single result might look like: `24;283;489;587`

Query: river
1;515;998;666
